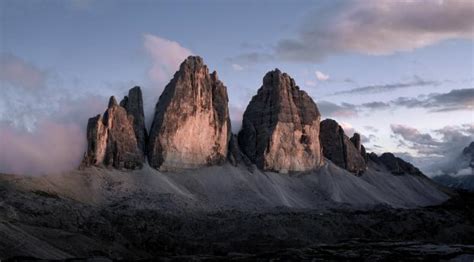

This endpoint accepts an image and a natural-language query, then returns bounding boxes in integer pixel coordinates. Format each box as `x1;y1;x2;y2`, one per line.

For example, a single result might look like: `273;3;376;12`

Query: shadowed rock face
147;56;231;170
82;95;143;169
320;119;366;174
463;142;474;168
377;153;424;176
238;69;324;173
120;86;147;156
350;133;369;163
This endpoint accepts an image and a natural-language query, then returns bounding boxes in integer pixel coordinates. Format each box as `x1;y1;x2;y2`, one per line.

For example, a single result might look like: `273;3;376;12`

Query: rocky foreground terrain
1;162;473;261
1;56;473;260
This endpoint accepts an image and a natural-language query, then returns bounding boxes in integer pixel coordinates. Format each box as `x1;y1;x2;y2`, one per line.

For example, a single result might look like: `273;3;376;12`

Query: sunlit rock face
147;56;231;170
82;95;143;169
320;119;366;174
238;69;324;173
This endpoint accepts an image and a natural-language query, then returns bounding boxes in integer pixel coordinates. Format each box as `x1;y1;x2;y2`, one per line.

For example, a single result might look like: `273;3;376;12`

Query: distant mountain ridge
433;141;474;192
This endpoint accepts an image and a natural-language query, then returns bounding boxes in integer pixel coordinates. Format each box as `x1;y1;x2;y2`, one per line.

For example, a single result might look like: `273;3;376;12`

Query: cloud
144;34;193;83
390;123;474;174
360;101;390;110
315;70;329;81
340;122;355;136
318;100;357;118
0;53;47;90
391;124;439;146
0;94;106;175
305;80;316;87
0;53;108;175
0;119;86;175
324;88;473;114
333;75;439;95
392;88;474;112
226;52;274;65
275;0;474;61
232;63;244;71
363;125;379;133
347;88;474;113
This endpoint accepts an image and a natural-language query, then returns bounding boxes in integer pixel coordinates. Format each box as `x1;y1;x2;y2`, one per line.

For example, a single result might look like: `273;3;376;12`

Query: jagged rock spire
120;86;147;155
147;56;231;170
82;87;146;169
238;69;324;173
320;119;367;174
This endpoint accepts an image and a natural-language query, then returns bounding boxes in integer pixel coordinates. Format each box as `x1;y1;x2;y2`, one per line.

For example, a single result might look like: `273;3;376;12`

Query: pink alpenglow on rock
238;69;324;173
82;88;145;169
147;56;231;170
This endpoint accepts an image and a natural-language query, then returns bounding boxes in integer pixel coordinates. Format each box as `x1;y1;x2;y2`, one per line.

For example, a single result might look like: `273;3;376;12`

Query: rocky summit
320;119;367;174
238;69;324;173
147;56;231;170
119;86;147;156
371;152;424;176
82;93;143;169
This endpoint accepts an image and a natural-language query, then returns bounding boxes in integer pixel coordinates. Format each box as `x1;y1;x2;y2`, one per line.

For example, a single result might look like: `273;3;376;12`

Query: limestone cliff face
82;95;143;169
350;133;368;163
147;56;231;170
238;69;324;173
120;86;147;155
320;119;366;174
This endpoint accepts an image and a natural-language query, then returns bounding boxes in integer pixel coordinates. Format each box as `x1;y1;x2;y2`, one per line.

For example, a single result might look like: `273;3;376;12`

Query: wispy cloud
391;123;474;174
318;100;357;118
315;70;329;81
0;53;47;90
232;63;244;71
318;88;473;120
391;88;474;112
333;76;439;95
0;53;108;175
276;0;474;61
226;52;274;65
144;34;193;83
230;0;473;63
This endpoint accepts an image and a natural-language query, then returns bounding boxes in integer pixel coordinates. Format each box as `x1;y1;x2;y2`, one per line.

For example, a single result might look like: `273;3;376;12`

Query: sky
0;0;473;175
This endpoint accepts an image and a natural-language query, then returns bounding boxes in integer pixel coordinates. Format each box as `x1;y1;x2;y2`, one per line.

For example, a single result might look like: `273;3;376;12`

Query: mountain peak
147;56;230;170
238;69;323;173
108;96;118;108
179;55;205;71
82;87;145;169
320;119;367;175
